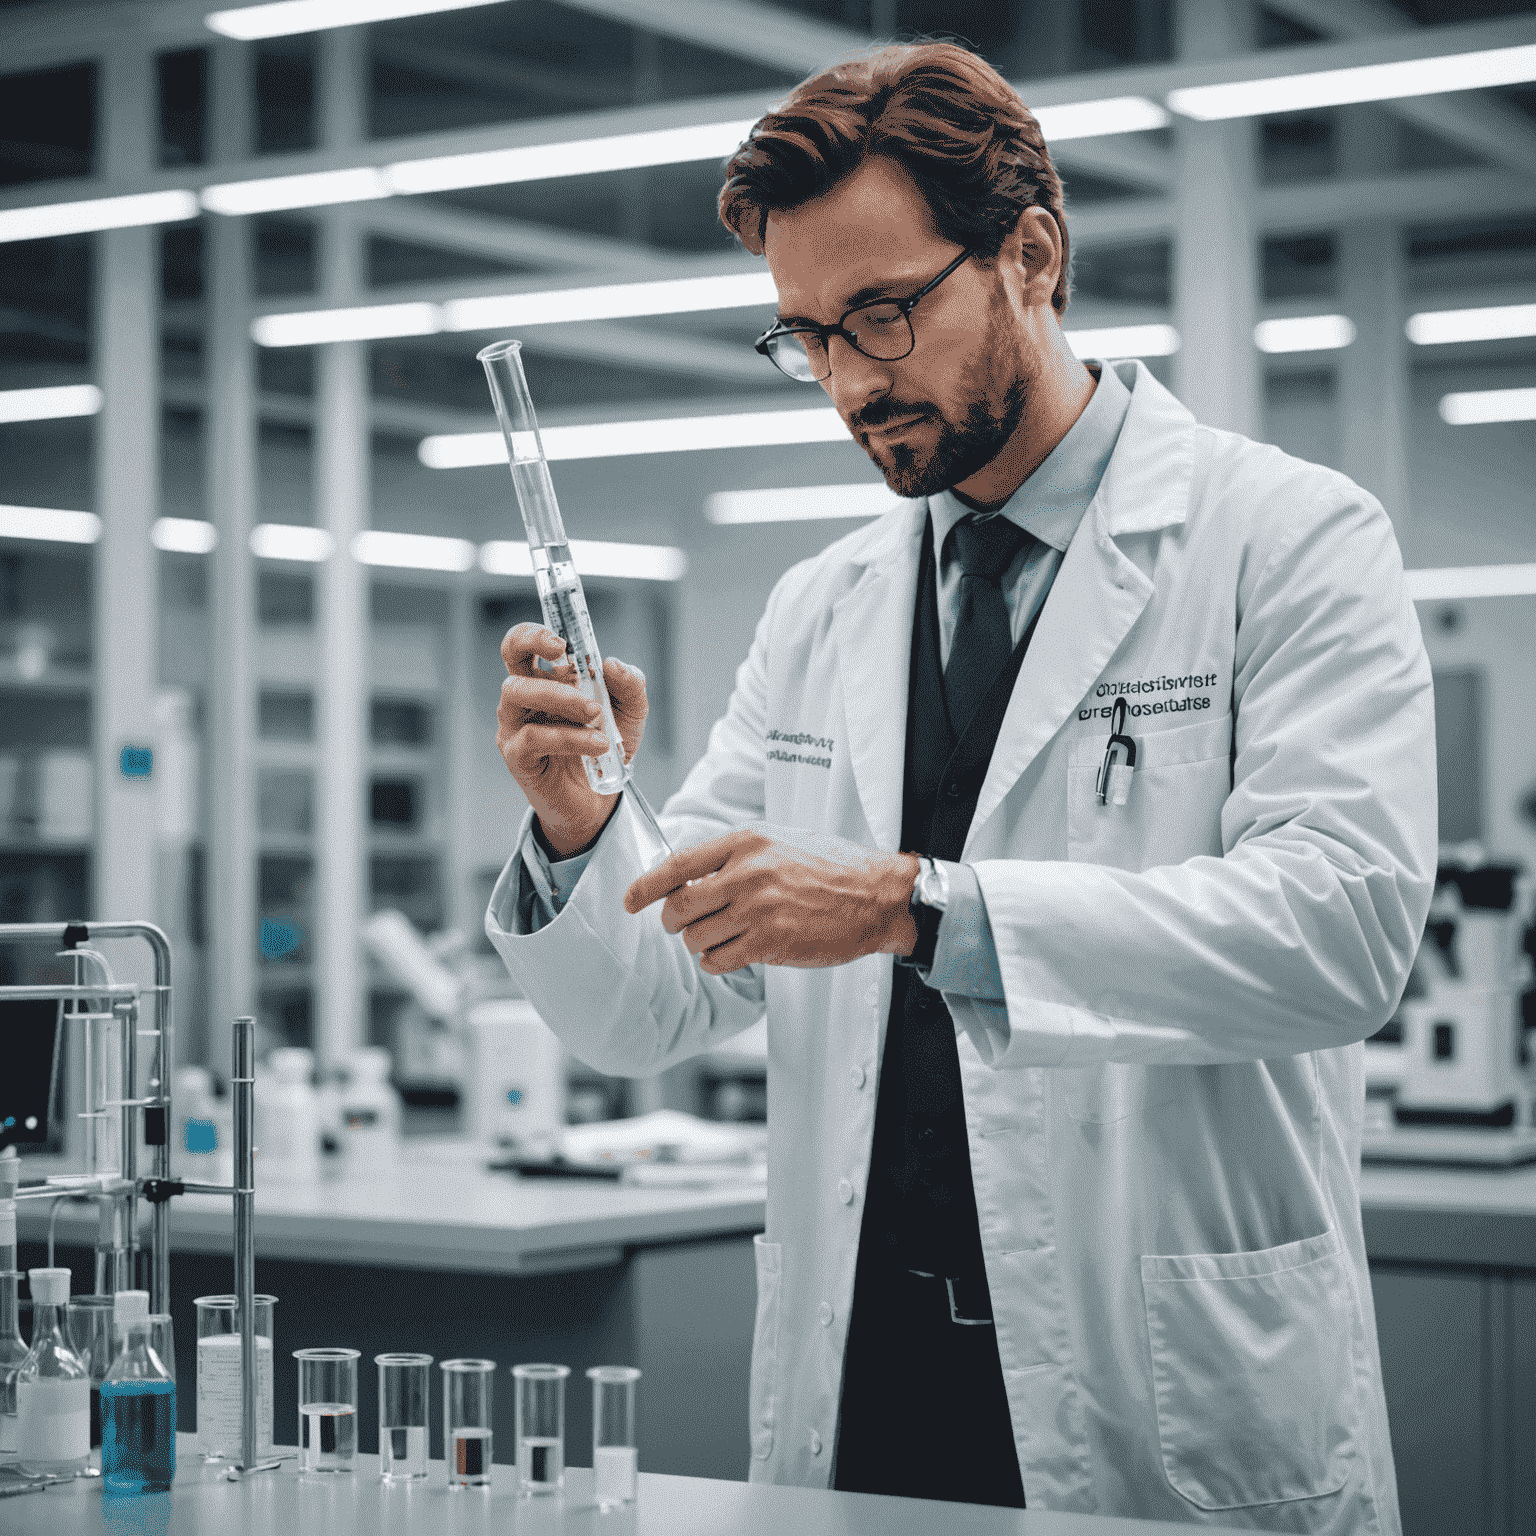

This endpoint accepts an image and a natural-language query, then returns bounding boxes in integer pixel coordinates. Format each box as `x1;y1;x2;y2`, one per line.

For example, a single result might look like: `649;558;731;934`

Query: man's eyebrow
775;277;910;327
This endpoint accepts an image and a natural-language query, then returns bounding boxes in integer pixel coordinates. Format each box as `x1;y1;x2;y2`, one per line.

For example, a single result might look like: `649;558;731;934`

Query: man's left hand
623;826;919;974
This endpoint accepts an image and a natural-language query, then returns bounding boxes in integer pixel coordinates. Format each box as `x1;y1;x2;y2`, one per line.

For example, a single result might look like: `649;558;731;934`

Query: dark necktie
944;514;1030;736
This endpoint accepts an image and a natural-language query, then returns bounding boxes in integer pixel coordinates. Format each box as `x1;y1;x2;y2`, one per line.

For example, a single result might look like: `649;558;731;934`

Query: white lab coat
486;360;1436;1534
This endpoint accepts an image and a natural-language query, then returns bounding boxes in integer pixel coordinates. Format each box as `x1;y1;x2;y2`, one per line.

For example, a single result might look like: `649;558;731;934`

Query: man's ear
1011;207;1064;305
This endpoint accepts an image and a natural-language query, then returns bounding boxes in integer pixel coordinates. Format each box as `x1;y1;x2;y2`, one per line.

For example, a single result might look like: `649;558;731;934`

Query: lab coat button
849;1064;865;1089
944;780;962;799
809;1429;822;1455
837;1178;854;1205
818;1301;833;1327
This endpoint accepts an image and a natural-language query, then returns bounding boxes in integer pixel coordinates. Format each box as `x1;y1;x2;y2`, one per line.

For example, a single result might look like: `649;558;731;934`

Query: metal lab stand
0;922;274;1476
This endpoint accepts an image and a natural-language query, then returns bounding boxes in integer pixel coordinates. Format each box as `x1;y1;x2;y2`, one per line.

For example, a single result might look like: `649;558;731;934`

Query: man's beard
864;367;1030;500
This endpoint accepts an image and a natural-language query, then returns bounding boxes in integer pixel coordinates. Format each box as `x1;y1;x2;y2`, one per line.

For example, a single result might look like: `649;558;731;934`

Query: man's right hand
497;623;651;858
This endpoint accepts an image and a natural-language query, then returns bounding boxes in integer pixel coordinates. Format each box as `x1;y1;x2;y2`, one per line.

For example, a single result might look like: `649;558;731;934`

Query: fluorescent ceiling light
1407;303;1536;346
479;539;686;581
1405;564;1536;601
389;120;756;196
0;190;198;246
1034;96;1170;141
707;483;897;525
0;504;102;543
206;0;498;39
0;384;103;423
1438;387;1536;426
444;272;776;332
353;529;476;571
202;167;389;216
252;301;441;348
250;523;334;561
1168;42;1536;121
151;517;218;554
1064;323;1180;359
1254;314;1356;354
422;407;846;468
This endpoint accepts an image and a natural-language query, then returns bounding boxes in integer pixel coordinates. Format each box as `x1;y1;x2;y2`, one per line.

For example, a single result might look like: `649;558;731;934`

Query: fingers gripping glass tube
478;339;672;859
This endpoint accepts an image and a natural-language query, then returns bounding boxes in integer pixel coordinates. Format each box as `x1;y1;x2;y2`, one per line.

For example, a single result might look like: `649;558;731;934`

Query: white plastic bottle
254;1048;320;1183
173;1067;219;1182
339;1048;401;1172
16;1268;90;1476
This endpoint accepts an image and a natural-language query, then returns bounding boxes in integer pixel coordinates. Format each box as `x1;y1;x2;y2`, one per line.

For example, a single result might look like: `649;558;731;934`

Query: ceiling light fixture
1064;324;1180;359
205;0;498;39
1254;314;1356;353
706;483;897;525
1034;96;1169;140
1438;387;1536;426
151;517;219;553
353;529;477;570
1168;42;1536;120
0;190;198;246
252;301;442;348
250;523;335;561
479;539;686;581
442;272;777;333
1404;563;1536;601
1407;303;1536;346
0;384;103;423
201;166;390;216
0;505;103;543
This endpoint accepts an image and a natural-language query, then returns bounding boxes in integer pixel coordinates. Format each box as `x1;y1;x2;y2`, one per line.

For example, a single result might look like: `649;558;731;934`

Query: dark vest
860;515;1041;1281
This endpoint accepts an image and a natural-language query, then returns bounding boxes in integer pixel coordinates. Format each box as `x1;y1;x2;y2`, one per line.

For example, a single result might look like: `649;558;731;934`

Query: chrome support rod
231;1015;274;1475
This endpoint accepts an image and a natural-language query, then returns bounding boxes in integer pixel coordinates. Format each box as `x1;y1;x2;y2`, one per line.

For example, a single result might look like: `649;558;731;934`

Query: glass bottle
0;1161;28;1464
101;1290;176;1493
16;1267;90;1477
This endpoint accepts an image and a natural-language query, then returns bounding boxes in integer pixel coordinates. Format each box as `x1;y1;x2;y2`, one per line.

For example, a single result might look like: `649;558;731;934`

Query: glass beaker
65;1294;114;1452
587;1365;640;1511
194;1294;274;1461
294;1347;358;1473
513;1362;569;1496
441;1358;494;1489
375;1352;431;1482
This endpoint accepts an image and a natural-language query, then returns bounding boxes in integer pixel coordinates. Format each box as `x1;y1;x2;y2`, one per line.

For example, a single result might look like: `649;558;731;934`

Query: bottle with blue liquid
101;1290;175;1493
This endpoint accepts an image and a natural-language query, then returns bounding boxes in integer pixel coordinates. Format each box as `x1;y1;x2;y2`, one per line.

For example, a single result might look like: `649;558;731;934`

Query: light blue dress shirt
515;362;1133;1019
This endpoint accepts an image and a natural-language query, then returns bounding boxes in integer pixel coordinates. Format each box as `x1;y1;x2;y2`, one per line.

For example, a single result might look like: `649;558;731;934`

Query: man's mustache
853;404;931;433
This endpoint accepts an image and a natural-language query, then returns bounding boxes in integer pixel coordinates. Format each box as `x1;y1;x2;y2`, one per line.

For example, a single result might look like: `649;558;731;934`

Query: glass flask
15;1268;90;1477
101;1290;175;1494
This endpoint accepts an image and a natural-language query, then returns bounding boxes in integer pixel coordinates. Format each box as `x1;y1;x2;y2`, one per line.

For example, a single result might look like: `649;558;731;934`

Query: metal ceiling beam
1263;0;1536;181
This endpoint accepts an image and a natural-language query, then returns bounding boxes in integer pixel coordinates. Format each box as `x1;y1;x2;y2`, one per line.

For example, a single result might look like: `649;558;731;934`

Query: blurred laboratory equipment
1365;857;1536;1163
100;1289;175;1494
478;338;671;862
361;907;469;1103
15;1268;89;1477
195;1294;274;1462
255;1048;320;1182
514;1362;569;1497
442;1358;494;1488
64;1293;112;1451
462;1000;566;1152
0;1159;25;1464
588;1365;640;1511
295;1347;358;1474
340;1048;402;1169
375;1352;431;1482
173;1066;233;1186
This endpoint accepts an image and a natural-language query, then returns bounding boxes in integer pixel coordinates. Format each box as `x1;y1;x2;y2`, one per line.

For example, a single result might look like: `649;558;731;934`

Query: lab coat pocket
749;1235;782;1462
1141;1228;1358;1511
1068;714;1231;872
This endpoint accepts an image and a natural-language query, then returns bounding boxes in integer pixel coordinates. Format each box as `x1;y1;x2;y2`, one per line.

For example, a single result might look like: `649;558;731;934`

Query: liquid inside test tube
518;1434;563;1493
381;1425;427;1481
299;1403;356;1472
450;1427;492;1486
594;1444;638;1509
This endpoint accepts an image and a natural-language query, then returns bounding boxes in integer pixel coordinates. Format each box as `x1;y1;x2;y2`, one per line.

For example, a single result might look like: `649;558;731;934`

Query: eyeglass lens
769;304;915;381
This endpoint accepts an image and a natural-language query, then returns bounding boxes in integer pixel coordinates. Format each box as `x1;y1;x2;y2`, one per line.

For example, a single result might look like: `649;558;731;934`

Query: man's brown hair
718;41;1071;313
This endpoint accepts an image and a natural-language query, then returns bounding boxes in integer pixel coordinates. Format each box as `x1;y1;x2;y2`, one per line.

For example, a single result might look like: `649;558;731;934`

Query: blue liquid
101;1379;176;1493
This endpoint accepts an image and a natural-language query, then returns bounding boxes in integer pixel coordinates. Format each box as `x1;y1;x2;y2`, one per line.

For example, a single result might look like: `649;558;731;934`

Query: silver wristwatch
911;856;950;915
899;856;949;971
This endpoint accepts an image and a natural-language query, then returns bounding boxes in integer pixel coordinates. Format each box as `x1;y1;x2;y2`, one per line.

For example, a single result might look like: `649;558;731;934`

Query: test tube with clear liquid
478;339;672;863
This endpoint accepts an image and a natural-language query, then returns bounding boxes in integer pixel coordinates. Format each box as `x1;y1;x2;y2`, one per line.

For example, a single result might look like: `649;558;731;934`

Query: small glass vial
513;1362;569;1497
101;1290;176;1494
294;1347;358;1474
375;1352;431;1482
442;1359;495;1488
587;1366;640;1512
16;1267;90;1477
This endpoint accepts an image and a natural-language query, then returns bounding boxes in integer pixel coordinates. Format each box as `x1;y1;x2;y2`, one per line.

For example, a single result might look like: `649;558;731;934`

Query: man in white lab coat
486;42;1434;1535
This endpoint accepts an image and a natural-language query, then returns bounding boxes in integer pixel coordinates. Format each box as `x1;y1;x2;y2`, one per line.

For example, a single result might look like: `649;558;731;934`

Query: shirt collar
928;358;1133;565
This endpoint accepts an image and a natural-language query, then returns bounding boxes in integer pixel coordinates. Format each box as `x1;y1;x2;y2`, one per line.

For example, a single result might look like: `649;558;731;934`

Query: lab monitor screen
0;1000;60;1149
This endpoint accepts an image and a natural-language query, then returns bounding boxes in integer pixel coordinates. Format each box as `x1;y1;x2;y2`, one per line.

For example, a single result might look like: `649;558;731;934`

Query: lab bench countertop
0;1438;1248;1536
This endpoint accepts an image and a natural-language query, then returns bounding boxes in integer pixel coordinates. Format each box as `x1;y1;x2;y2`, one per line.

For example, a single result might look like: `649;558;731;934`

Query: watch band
896;856;945;971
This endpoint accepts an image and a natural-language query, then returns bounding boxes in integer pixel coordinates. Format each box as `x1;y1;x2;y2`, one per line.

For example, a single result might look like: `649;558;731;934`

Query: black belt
906;1269;995;1326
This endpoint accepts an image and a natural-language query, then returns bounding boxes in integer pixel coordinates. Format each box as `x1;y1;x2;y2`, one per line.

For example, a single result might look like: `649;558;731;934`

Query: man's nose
821;334;893;424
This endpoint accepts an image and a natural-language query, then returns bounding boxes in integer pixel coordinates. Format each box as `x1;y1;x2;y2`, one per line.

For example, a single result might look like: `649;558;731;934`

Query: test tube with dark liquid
442;1358;495;1488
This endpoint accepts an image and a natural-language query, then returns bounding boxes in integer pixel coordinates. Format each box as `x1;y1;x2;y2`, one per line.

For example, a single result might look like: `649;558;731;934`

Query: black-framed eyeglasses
754;248;973;383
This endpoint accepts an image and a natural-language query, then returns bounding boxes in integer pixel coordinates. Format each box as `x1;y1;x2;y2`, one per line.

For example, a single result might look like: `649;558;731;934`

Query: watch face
918;868;945;909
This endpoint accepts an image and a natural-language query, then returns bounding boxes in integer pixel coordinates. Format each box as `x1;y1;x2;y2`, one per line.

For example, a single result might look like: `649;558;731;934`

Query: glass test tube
442;1359;495;1488
294;1347;358;1474
588;1366;640;1511
375;1352;431;1482
194;1294;275;1461
65;1295;114;1454
514;1362;569;1496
